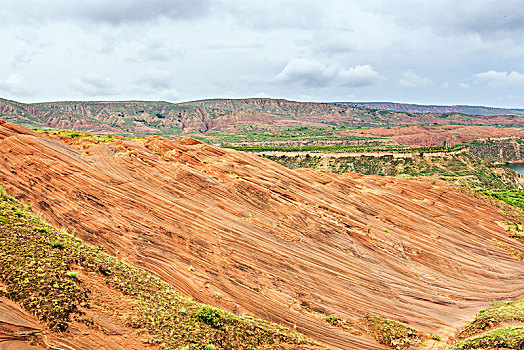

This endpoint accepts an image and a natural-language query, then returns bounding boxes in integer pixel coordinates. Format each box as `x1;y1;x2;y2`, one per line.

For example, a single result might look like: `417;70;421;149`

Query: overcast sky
1;0;524;107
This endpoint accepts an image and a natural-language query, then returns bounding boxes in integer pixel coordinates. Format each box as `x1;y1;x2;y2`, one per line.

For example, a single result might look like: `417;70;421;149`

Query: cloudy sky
1;0;524;107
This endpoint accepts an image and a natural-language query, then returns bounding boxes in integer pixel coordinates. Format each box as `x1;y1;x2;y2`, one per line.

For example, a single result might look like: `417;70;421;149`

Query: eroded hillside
2;98;523;135
0;120;523;349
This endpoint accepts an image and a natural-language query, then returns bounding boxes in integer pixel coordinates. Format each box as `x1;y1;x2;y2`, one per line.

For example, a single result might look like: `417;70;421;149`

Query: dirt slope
0;120;523;349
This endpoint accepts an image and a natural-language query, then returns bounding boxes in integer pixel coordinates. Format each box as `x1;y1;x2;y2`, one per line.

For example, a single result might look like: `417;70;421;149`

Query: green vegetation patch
206;125;376;144
458;300;524;339
363;316;423;349
229;144;462;154
0;188;89;331
0;184;318;349
476;189;524;211
449;326;524;350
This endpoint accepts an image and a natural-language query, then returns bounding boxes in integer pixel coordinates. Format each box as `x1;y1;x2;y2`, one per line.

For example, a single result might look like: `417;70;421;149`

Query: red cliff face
0;120;523;349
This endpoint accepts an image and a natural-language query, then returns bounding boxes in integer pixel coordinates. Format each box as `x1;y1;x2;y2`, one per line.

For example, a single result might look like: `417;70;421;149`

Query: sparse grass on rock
457;300;524;339
0;189;89;331
0;184;319;349
449;326;524;350
362;316;423;349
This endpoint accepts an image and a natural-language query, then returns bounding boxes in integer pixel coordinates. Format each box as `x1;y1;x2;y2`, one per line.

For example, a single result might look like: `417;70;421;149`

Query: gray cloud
2;0;214;25
221;0;323;30
399;70;432;88
71;75;115;96
438;1;524;36
366;0;524;38
276;58;381;88
474;70;524;87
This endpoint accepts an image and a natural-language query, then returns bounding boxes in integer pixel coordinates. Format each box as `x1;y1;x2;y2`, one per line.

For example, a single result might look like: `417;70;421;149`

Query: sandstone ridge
0;120;523;349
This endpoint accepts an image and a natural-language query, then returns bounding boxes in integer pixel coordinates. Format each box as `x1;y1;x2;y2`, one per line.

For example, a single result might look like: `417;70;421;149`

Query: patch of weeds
50;240;66;249
493;239;524;262
66;271;79;278
449;326;524;350
326;314;339;326
458;300;524;339
320;313;360;335
431;334;441;341
363;316;422;349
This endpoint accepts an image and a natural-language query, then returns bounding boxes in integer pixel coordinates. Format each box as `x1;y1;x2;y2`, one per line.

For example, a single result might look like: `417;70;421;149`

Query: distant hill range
337;101;524;117
1;97;523;135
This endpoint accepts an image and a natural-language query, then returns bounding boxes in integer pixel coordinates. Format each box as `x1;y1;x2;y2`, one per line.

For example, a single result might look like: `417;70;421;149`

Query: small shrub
66;271;78;278
204;345;216;350
197;306;223;328
431;334;441;341
326;314;340;326
50;240;66;249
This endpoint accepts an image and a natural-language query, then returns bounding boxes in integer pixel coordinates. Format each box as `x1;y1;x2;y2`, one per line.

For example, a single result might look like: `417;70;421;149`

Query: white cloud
458;82;471;89
337;65;382;87
441;82;449;88
71;74;115;96
474;70;524;87
399;70;432;88
276;58;381;88
0;74;34;97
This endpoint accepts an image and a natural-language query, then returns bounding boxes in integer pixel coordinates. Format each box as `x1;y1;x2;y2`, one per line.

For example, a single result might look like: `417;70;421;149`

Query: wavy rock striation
0;120;523;349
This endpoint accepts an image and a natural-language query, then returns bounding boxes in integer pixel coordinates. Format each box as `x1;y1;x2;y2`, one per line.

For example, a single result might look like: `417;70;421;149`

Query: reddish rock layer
0;120;523;349
338;125;524;147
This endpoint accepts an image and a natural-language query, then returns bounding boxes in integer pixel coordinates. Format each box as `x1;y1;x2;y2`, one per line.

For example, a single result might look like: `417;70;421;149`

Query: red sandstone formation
0;120;523;349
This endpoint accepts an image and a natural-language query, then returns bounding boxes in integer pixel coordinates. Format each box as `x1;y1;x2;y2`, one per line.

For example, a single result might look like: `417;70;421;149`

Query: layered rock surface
0;120;523;349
